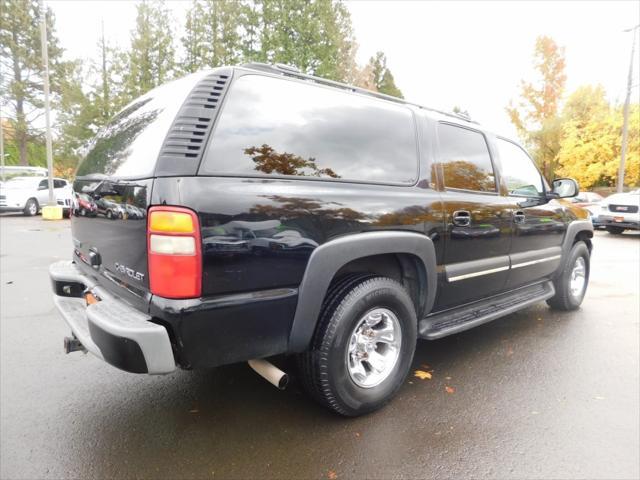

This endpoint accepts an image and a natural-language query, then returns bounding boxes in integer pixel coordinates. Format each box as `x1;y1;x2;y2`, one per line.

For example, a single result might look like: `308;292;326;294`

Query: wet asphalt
0;214;638;480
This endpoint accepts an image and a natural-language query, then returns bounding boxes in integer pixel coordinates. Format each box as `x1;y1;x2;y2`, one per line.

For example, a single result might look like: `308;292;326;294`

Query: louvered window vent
156;70;231;174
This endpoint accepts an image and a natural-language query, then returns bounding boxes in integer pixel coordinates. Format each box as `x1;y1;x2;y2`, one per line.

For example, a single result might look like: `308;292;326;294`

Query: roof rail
240;62;478;124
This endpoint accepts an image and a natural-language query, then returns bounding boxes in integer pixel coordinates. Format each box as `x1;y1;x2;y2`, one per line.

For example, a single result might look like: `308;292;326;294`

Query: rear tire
547;241;590;311
23;198;38;216
297;275;417;416
606;226;625;235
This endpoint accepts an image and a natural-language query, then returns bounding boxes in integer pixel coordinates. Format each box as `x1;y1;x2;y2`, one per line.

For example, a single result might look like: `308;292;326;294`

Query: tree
259;0;356;81
0;0;71;165
453;105;470;117
94;25;128;123
244;144;339;178
506;35;567;179
556;86;639;188
367;51;403;98
123;0;176;98
181;0;246;71
55;26;128;170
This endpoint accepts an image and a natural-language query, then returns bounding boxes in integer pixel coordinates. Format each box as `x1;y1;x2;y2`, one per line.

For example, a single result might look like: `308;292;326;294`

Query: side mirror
551;178;579;198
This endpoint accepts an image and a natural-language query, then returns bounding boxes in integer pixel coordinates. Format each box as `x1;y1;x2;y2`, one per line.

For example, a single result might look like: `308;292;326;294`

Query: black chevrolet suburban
50;63;593;416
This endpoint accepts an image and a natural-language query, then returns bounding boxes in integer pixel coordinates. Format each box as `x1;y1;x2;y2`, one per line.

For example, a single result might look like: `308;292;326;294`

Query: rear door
432;123;513;311
36;179;49;205
492;138;565;290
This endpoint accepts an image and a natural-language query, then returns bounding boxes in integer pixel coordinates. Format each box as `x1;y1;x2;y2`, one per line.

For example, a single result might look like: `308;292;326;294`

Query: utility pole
617;24;640;193
39;0;55;205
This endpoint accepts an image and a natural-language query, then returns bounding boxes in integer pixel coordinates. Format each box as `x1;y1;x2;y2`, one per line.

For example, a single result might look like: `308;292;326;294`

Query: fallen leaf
408;381;413;384
506;347;514;356
531;411;539;415
445;386;455;394
354;432;361;438
421;364;431;370
328;470;338;480
189;408;199;413
594;396;606;400
414;370;432;380
445;376;452;380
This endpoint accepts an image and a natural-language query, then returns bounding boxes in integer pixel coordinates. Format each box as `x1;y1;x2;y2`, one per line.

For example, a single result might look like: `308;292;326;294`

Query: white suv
596;190;640;234
0;176;73;217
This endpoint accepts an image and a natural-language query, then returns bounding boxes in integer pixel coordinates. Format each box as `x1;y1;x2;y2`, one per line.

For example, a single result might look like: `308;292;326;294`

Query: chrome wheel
569;256;586;299
347;308;402;388
29;201;37;215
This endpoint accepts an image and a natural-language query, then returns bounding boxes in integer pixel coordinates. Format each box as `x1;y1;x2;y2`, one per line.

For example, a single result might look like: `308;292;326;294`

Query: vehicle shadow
63;302;574;479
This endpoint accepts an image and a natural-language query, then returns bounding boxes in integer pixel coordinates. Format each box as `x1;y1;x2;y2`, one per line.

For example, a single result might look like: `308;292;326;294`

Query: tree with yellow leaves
507;36;567;179
556;85;639;189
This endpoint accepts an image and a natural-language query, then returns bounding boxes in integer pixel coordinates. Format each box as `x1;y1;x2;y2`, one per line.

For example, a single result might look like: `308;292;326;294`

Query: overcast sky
49;0;639;138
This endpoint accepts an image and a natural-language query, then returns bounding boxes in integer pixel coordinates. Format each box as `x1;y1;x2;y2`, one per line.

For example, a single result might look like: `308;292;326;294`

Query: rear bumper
49;261;176;374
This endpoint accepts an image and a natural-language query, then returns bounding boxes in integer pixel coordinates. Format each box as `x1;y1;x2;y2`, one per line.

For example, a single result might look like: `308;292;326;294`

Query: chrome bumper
49;261;176;374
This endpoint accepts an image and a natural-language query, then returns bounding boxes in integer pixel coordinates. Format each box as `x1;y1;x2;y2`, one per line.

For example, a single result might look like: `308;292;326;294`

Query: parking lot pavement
1;214;638;480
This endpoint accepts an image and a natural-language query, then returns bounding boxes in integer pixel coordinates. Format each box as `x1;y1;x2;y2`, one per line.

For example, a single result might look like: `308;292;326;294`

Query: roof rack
240;62;478;124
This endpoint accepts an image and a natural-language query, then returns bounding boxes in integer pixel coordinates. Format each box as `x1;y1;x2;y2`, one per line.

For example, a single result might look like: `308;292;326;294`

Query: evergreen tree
124;0;176;98
367;51;403;98
182;0;207;73
181;0;246;71
259;0;356;81
0;0;71;165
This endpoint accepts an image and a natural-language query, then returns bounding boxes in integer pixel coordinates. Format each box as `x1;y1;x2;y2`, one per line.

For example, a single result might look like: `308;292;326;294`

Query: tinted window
76;71;209;179
38;179;48;189
201;75;417;184
496;139;543;197
53;179;66;188
437;124;496;192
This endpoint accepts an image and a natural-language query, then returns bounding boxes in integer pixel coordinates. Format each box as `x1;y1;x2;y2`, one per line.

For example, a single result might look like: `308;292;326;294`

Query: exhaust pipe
248;359;289;390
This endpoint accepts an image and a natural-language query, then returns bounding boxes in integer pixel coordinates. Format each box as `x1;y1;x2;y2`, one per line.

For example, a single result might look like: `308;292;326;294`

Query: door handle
513;210;526;224
452;210;471;227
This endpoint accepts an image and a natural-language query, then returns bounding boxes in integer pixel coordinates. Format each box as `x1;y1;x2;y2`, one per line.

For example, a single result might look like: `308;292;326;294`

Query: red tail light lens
147;206;202;299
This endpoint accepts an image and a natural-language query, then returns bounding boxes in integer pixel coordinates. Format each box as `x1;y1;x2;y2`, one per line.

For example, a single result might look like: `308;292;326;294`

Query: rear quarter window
76;72;208;179
200;74;418;185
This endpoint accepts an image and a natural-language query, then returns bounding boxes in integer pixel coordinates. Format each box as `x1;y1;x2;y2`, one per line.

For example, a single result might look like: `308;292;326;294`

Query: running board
419;281;555;340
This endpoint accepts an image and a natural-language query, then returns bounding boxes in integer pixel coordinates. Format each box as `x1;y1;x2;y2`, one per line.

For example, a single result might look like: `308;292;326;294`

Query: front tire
298;275;417;416
547;241;590;311
23;198;38;216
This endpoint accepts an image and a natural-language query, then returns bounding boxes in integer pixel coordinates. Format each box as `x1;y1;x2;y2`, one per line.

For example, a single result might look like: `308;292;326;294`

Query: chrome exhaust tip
248;359;289;390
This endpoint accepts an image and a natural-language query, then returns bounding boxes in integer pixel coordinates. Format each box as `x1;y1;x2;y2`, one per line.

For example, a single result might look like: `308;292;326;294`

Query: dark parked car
95;197;124;219
50;64;593;416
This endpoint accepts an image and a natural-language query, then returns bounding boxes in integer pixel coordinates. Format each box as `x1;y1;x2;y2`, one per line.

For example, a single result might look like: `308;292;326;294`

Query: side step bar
419;281;555;340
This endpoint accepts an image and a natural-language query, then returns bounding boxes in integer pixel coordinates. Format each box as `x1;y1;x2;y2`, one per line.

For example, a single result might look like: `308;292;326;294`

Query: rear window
200;74;418;184
76;72;208;179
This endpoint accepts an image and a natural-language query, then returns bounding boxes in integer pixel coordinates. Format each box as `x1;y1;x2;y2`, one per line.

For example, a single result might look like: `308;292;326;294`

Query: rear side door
492;138;565;290
36;179;49;205
432;123;513;311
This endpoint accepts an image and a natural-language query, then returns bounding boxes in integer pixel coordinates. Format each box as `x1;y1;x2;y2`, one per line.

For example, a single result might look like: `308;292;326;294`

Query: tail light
147;206;202;299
